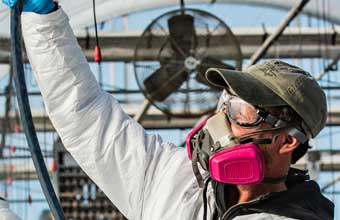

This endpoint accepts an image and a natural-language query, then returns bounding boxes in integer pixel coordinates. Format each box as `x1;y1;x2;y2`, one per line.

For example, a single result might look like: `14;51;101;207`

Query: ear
279;134;300;154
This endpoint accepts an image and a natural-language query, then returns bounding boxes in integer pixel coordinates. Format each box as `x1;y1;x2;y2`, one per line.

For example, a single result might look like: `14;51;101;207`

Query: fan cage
133;8;242;118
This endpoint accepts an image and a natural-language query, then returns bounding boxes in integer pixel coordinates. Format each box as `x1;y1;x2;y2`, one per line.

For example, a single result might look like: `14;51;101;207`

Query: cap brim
206;68;287;106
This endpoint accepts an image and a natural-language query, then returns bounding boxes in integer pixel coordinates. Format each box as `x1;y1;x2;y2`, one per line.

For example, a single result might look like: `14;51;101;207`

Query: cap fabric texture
205;59;327;138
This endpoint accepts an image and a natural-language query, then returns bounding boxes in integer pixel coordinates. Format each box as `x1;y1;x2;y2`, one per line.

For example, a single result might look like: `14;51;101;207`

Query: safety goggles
220;93;308;143
221;94;269;128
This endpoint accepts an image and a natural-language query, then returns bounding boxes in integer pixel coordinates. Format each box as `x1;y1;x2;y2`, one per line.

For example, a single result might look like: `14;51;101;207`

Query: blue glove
2;0;56;14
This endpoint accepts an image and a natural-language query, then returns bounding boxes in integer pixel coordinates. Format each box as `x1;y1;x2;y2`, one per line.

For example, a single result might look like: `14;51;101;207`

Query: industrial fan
133;6;242;117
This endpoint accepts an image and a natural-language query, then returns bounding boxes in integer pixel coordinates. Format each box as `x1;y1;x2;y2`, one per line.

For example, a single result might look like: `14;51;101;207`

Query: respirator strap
237;126;288;142
262;175;287;184
192;148;204;188
240;137;273;145
203;177;212;220
240;133;280;145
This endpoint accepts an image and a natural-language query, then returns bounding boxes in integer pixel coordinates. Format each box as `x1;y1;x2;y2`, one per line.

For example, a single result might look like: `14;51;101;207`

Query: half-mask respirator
186;93;307;187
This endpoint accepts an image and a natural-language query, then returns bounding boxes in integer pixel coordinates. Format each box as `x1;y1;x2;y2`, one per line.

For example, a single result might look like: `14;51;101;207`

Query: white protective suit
0;199;22;220
20;8;296;220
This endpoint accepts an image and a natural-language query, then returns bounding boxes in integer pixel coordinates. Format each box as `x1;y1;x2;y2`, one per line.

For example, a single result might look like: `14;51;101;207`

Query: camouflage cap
205;59;327;138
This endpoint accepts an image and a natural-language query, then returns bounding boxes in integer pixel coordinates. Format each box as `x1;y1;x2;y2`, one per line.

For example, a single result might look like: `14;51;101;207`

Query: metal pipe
0;65;13;158
8;199;47;203
0;154;54;160
246;0;310;67
316;54;340;80
321;175;340;192
0;88;213;96
133;99;152;122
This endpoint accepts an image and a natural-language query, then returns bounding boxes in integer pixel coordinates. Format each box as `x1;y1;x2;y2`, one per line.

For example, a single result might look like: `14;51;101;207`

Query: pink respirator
186;112;265;185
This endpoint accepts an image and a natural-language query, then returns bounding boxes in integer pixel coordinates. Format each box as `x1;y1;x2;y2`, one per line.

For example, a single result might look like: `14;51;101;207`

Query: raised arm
21;8;180;219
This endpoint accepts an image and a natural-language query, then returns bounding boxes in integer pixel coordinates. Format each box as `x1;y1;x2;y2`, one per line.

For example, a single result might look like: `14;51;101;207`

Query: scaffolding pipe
316;54;340;80
321;175;340;192
246;0;310;67
134;99;152;122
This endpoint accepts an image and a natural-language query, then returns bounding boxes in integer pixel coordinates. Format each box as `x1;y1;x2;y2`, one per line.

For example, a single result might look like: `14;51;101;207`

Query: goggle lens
222;95;263;127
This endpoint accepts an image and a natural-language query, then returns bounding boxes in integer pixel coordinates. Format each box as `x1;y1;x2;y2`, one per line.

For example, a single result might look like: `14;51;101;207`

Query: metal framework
1;103;340;131
54;140;126;220
1;149;339;181
1;26;340;63
1;0;340;205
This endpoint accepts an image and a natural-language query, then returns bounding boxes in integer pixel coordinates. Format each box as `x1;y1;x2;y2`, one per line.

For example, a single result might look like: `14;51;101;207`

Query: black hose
10;2;66;220
92;0;99;47
202;177;211;220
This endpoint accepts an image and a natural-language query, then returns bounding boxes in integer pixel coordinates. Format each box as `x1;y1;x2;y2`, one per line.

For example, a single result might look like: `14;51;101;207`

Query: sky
0;1;339;219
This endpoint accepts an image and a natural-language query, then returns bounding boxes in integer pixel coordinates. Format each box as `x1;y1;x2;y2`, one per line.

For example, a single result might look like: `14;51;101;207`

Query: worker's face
222;94;289;177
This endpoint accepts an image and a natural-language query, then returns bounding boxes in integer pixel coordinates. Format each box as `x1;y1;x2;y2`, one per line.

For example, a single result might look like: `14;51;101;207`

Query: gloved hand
2;0;57;14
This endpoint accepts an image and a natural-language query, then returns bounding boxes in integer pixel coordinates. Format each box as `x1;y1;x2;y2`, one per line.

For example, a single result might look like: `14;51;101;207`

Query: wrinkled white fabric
21;8;296;220
0;199;22;220
21;8;210;220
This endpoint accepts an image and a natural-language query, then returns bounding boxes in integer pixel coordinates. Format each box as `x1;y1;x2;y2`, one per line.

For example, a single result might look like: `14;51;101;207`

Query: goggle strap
263;113;279;126
263;112;308;143
287;127;308;143
191;148;204;188
263;113;289;128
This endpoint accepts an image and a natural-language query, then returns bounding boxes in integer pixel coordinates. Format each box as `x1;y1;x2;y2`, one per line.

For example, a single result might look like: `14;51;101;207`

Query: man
0;197;22;220
2;0;334;219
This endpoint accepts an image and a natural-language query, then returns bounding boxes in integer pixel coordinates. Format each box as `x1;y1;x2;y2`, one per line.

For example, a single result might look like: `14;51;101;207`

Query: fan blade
168;14;197;58
143;64;188;102
196;57;235;88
